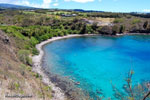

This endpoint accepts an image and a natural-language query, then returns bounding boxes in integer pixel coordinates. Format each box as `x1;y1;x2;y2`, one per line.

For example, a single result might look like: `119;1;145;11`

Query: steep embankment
0;30;53;100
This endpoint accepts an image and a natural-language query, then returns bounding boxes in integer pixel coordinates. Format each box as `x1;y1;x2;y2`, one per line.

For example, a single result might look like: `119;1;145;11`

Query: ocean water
43;35;150;99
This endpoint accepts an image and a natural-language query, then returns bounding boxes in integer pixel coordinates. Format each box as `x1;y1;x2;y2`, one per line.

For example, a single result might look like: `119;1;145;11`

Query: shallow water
43;35;150;99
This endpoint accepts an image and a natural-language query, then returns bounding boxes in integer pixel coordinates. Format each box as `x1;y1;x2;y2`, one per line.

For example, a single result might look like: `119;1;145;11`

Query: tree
80;24;86;34
86;25;94;34
112;70;150;100
30;37;39;47
39;34;49;41
112;25;119;35
91;22;98;30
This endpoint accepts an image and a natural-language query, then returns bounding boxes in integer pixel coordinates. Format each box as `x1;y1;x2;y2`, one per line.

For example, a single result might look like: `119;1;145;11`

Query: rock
3;36;10;44
75;82;80;85
0;30;10;44
96;89;103;94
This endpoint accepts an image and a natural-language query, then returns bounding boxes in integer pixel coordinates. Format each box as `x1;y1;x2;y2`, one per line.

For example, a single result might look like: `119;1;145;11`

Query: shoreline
32;34;98;100
32;33;150;100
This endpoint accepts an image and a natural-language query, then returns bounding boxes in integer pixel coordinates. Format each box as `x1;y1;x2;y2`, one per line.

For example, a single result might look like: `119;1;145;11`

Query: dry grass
95;17;115;23
0;31;52;100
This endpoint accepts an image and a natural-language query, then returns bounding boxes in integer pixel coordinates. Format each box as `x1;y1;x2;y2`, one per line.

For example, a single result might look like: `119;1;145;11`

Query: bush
47;33;53;39
33;73;40;78
32;48;39;55
132;19;141;24
119;25;126;33
58;31;64;36
53;32;58;37
30;37;39;47
113;18;124;23
24;45;30;50
62;30;68;36
39;34;49;41
86;25;94;34
18;50;32;65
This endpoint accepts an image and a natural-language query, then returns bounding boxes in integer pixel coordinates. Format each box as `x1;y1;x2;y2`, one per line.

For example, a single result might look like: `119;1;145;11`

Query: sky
0;0;150;12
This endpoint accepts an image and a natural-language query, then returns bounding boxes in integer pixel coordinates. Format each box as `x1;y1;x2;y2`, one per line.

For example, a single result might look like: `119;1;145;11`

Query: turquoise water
43;35;150;99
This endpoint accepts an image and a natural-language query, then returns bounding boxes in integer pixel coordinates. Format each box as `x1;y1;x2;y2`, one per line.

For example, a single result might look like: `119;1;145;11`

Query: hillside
0;30;53;100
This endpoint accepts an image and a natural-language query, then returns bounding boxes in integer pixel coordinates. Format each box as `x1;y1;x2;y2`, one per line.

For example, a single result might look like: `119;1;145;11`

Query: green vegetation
113;18;124;23
17;50;32;65
112;25;119;34
119;25;126;33
112;70;150;100
0;9;150;39
131;18;141;24
0;8;150;100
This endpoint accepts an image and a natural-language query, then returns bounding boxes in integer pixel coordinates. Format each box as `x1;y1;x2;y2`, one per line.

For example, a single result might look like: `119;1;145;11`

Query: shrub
132;19;141;24
91;22;98;30
26;66;32;71
32;48;39;55
119;25;126;33
44;86;52;92
58;31;64;36
30;37;39;47
112;25;119;35
20;64;26;69
34;73;40;78
62;30;68;36
39;34;49;41
14;82;20;90
47;33;53;39
24;45;30;50
53;32;58;37
18;50;32;65
86;25;94;34
113;18;124;23
72;30;79;34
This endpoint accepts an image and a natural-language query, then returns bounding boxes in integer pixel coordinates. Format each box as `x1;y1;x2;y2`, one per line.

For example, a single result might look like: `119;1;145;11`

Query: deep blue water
43;35;150;99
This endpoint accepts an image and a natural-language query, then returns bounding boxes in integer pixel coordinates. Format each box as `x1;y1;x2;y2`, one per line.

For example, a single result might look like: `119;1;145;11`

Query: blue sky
0;0;150;12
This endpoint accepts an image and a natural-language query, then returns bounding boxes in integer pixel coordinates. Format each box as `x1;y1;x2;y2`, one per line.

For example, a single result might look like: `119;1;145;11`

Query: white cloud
64;0;71;1
14;0;41;8
0;0;53;8
15;0;30;6
41;0;52;8
99;0;102;2
143;9;150;12
64;0;94;3
53;3;59;6
0;0;19;4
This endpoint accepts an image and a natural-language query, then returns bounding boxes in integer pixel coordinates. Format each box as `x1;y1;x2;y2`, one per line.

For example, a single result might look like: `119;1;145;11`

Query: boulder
0;30;10;44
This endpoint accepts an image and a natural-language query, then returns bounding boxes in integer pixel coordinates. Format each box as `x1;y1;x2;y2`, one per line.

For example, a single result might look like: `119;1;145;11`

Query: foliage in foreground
112;70;150;100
